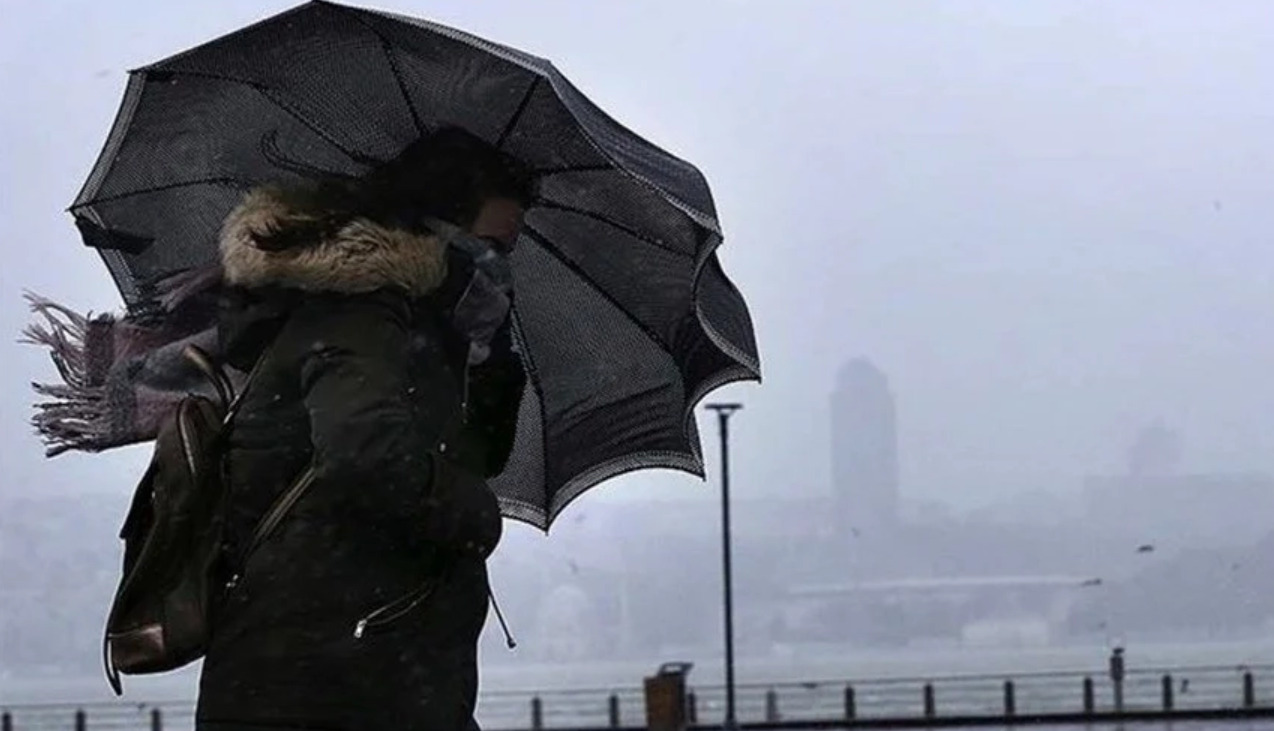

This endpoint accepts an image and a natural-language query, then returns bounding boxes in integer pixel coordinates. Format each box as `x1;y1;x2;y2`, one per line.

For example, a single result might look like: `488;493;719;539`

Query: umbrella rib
496;77;540;150
533;164;614;176
142;68;376;168
70;176;246;208
522;224;671;354
342;8;424;135
532;201;692;259
509;307;553;498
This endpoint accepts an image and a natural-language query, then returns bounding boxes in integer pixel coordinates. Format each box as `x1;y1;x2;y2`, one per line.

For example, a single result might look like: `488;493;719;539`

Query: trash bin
644;662;694;731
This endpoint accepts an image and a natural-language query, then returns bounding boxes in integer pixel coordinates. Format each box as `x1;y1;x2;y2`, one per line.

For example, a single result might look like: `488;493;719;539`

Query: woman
196;127;532;731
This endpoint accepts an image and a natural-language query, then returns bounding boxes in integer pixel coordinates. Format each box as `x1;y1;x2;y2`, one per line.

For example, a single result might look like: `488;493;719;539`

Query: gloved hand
423;217;515;365
451;264;511;365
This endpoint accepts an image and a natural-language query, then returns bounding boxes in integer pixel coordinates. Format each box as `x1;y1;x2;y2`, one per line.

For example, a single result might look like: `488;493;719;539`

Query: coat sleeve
287;293;442;518
464;318;526;477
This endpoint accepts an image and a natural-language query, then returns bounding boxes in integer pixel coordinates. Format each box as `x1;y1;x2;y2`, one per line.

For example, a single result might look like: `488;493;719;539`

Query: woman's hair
253;126;538;251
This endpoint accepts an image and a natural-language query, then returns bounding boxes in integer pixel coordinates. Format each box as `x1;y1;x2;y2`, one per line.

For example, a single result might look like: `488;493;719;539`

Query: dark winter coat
194;188;524;731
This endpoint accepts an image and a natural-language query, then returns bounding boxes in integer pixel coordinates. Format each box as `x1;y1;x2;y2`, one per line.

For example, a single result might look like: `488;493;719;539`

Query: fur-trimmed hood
219;186;448;297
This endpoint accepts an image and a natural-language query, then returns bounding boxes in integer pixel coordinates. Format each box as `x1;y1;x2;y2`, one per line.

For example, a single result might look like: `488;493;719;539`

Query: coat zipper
354;577;439;639
461;364;471;424
353;366;464;640
225;464;317;590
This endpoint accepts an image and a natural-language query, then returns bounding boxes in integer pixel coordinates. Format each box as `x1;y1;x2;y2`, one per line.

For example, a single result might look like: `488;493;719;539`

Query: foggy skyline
4;1;1274;519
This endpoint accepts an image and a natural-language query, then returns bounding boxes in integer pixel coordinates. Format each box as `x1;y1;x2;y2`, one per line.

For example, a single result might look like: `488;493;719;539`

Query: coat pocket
420;457;502;557
352;577;439;639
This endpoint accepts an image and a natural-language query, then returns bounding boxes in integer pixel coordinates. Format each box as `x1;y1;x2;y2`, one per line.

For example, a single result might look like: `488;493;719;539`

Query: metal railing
3;664;1272;730
0;703;191;731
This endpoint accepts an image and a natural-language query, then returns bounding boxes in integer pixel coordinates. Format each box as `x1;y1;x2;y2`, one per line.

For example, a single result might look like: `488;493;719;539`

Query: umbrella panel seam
533;200;693;260
509;307;553;513
72;176;247;209
142;67;379;170
522;224;673;355
496;77;540;150
338;5;425;135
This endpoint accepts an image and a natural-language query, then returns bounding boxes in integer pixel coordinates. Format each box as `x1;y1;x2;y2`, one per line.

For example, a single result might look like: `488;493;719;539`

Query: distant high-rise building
831;359;900;537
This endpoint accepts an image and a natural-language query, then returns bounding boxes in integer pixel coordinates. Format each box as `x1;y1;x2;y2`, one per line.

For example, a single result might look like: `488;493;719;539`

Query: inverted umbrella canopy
70;0;760;529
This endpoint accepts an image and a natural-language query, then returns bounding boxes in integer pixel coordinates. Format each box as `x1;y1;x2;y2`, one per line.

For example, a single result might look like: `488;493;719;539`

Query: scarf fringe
20;292;113;456
155;263;224;313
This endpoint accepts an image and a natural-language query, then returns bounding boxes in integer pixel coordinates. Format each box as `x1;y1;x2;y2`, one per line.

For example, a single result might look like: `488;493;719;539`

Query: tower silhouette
831;359;900;537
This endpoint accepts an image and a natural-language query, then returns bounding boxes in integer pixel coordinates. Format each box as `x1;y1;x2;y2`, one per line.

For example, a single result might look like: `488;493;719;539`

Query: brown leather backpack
103;342;313;695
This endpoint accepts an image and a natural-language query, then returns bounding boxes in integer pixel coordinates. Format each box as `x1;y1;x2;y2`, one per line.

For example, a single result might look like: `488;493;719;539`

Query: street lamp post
705;402;742;730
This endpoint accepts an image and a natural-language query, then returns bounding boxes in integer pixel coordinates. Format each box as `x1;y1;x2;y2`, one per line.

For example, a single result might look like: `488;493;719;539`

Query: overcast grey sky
3;0;1274;518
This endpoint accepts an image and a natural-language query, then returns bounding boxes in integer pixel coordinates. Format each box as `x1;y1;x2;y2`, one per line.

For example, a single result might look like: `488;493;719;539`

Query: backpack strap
180;334;278;425
218;324;320;589
224;336;282;424
183;345;233;410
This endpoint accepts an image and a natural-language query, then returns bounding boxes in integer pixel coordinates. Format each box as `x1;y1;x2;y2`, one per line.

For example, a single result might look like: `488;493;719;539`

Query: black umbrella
70;0;760;529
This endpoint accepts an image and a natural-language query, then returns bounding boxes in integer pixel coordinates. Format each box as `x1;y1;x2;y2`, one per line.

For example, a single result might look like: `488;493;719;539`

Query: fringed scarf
21;283;224;456
22;189;514;458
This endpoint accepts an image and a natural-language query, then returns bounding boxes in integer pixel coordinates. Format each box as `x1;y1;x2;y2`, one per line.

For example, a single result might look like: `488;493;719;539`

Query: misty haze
3;1;1274;730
